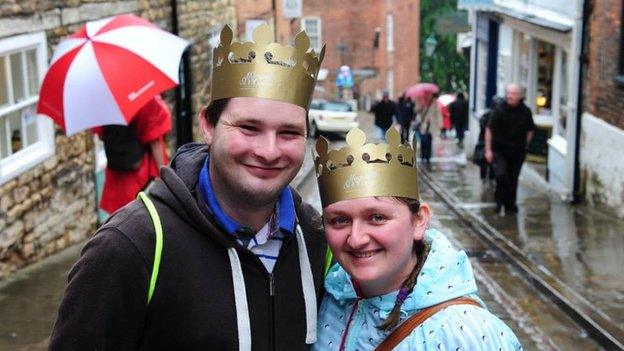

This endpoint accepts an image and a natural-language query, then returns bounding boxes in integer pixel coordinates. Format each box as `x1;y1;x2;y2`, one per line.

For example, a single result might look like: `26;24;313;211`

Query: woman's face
323;197;430;297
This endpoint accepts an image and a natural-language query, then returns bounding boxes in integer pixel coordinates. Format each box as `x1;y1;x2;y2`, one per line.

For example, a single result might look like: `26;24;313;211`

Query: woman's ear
411;202;431;241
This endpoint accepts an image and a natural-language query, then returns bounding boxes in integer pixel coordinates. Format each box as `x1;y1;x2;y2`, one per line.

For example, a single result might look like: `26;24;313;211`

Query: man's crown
211;24;325;110
314;128;420;207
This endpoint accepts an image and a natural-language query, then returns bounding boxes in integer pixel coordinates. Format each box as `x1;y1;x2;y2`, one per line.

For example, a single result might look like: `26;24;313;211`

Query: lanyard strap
137;192;163;306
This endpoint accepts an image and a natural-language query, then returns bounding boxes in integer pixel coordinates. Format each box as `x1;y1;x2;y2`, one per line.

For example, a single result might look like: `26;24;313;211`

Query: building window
0;32;54;185
387;69;394;99
386;14;394;52
302;17;322;52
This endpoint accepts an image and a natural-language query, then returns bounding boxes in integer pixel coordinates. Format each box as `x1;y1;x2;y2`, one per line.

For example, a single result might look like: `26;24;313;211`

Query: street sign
283;0;302;19
435;11;471;34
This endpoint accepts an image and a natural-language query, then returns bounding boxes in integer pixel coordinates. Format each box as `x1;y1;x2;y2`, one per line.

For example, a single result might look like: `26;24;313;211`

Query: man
485;84;535;214
49;24;327;350
397;93;415;143
370;91;397;140
448;92;469;147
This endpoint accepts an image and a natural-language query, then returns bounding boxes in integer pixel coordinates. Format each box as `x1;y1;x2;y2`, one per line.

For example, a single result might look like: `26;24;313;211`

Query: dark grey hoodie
49;143;327;351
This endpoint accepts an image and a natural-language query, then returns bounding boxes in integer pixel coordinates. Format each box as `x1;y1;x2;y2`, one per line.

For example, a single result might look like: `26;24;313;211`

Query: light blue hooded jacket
314;229;522;351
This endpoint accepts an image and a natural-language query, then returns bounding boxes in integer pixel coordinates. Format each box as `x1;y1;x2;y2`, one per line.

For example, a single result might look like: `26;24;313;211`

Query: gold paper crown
314;128;420;207
211;24;325;110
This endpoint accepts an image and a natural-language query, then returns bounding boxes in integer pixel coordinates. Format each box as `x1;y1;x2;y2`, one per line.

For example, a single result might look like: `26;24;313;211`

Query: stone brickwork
586;0;624;129
0;0;235;279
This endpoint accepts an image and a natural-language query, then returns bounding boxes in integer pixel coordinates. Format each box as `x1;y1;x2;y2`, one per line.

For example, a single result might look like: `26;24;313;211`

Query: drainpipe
170;0;194;148
572;0;589;204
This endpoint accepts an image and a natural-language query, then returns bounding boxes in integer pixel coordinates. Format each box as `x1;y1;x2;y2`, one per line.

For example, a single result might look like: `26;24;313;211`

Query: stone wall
0;0;235;279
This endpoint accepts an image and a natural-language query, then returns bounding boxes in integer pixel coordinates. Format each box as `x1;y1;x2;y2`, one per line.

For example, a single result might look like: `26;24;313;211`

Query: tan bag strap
374;297;481;351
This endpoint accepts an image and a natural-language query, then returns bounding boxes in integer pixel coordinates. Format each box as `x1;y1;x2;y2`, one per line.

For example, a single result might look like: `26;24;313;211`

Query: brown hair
377;196;429;331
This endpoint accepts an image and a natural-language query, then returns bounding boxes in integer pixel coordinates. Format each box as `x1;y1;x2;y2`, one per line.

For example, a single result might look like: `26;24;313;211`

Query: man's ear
199;106;214;145
411;202;431;242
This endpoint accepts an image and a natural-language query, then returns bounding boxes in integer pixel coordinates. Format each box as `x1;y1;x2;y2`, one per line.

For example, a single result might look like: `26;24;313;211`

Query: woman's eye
370;214;385;222
329;216;349;225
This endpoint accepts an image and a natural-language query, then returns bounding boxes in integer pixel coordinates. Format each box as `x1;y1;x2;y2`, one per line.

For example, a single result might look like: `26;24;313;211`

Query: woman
313;128;521;350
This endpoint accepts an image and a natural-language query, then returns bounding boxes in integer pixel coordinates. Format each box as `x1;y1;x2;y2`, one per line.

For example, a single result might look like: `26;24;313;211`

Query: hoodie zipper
269;272;276;351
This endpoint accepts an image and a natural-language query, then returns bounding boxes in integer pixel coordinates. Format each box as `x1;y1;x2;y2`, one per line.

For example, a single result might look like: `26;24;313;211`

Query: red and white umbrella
37;14;189;135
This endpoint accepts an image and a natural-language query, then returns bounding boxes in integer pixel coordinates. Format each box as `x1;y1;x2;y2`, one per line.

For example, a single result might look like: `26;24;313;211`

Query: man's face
506;86;522;107
200;97;307;207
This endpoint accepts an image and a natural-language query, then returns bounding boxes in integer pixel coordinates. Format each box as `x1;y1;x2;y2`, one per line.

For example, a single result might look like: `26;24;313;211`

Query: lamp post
424;33;438;82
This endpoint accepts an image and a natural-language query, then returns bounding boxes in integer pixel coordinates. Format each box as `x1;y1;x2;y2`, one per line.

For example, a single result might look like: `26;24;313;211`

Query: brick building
0;0;235;279
235;0;421;106
580;0;624;216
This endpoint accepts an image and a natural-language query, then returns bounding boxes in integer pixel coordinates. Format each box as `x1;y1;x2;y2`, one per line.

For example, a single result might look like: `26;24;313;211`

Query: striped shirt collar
198;157;296;236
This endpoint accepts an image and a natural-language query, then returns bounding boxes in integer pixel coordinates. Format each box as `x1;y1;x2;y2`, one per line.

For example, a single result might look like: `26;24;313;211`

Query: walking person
97;94;171;215
49;24;327;350
370;91;397;141
485;84;535;214
397;94;415;143
449;92;469;147
313;128;522;350
415;93;440;163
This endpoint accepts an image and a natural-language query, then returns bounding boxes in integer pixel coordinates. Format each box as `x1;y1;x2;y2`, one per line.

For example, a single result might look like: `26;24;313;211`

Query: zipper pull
269;273;275;297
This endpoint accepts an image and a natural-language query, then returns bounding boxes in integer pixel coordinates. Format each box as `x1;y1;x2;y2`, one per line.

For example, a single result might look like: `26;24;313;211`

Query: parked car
308;99;359;137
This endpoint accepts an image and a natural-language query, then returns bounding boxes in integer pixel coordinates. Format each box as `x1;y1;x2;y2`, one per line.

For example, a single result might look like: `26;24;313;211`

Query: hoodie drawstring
296;224;318;344
228;248;252;351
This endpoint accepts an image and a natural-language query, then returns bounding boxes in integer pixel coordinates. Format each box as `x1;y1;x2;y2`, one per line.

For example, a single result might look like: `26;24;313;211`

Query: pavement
418;132;624;349
2;113;624;350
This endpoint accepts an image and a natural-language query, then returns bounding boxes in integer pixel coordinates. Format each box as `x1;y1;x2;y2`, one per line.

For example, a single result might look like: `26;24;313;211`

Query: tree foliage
420;0;470;93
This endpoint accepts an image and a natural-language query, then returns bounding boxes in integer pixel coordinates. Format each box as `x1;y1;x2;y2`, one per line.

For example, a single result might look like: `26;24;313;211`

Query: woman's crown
211;24;325;110
314;128;420;207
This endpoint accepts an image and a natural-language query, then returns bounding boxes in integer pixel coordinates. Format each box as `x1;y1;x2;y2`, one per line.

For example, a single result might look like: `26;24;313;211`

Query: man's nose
253;133;281;162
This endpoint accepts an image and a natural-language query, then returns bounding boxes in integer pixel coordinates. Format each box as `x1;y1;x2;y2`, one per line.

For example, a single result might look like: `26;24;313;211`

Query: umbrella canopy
37;14;189;135
438;93;456;106
405;82;440;99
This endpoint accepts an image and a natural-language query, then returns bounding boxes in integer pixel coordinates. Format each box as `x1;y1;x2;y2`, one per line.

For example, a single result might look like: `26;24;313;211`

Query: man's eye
240;125;258;132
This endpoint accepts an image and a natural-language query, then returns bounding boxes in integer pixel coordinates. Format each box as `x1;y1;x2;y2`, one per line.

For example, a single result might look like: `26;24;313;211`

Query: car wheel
310;121;319;138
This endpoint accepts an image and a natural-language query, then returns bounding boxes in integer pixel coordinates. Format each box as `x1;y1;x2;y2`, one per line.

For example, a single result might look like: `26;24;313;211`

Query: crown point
319;45;326;63
252;24;273;44
386;128;401;146
220;25;233;46
295;31;311;52
346;128;366;147
316;136;329;156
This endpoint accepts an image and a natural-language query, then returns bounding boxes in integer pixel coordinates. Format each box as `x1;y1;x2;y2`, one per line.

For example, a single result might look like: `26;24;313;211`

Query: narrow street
0;113;620;350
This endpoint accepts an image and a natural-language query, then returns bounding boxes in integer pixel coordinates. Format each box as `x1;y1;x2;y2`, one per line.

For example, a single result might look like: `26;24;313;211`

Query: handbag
374;297;481;351
473;141;486;166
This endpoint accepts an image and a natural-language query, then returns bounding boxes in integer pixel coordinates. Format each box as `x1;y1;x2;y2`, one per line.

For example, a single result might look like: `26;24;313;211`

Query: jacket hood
324;229;478;317
146;143;233;248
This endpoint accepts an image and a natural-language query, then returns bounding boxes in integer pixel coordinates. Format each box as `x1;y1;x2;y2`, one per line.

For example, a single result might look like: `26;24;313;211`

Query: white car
308;99;359;137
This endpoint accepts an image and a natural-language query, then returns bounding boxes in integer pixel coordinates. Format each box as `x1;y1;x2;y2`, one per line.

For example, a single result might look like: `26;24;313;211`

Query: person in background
485;84;535;214
370;91;397;141
449;92;469;148
98;94;171;214
313;128;522;350
397;93;416;144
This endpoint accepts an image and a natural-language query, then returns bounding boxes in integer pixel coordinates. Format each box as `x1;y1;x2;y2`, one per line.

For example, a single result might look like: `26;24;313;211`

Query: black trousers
493;151;525;209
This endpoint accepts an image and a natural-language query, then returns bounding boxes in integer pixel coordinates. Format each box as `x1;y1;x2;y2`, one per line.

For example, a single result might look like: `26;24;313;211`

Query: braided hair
377;197;430;331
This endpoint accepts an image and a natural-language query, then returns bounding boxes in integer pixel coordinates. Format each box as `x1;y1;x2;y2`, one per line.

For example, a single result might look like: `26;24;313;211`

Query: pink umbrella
37;14;189;135
405;82;440;99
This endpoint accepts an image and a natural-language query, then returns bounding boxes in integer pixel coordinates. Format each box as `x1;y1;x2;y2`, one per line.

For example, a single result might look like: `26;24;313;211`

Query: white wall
581;113;624;218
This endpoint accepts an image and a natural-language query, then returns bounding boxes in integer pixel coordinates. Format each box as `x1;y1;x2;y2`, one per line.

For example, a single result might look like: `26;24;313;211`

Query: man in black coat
49;24;327;351
485;84;535;214
449;92;469;147
370;91;397;140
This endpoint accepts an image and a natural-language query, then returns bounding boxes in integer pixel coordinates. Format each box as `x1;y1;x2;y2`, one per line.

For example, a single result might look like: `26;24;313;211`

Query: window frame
301;17;322;52
0;32;55;185
616;3;624;86
386;14;394;52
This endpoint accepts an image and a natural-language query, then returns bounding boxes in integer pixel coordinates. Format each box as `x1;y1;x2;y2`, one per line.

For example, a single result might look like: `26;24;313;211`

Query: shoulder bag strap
137;191;164;306
374;297;482;351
